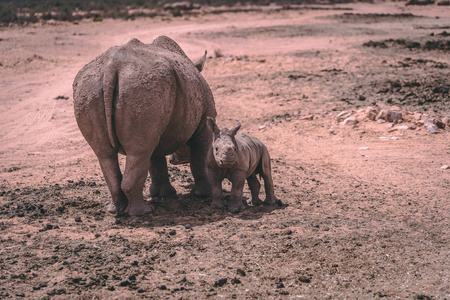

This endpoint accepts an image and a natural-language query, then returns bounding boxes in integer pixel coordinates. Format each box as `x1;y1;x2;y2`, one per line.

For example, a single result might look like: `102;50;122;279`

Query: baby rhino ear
207;117;220;138
230;123;241;136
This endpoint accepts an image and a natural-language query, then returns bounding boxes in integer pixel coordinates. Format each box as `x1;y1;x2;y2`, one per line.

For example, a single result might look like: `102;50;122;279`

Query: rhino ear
230;123;241;136
207;117;220;138
194;50;207;72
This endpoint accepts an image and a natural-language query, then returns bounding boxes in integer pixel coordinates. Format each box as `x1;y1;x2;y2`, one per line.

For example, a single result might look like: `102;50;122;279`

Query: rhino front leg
209;168;225;208
247;175;263;206
121;154;154;216
98;153;128;214
149;156;176;197
229;172;247;213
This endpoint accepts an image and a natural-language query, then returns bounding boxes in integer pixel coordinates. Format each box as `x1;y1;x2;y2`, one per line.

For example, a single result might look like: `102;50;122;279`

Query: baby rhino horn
230;123;241;136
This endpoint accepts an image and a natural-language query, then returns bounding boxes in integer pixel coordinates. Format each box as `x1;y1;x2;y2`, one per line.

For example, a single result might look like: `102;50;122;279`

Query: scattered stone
359;147;370;150
169;229;177;236
184;224;192;230
54;95;69;100
328;126;338;134
340;116;359;126
377;119;386;124
300;115;314;121
74;217;82;223
258;125;267;130
358;95;366;101
376;109;403;123
237;268;246;276
277;281;285;288
137;288;145;293
425;123;439;133
426;117;445;129
159;285;167;290
441;165;449;170
336;110;352;123
298;275;311;283
231;278;241;284
388;125;409;132
214;278;227;287
365;106;379;120
119;280;131;287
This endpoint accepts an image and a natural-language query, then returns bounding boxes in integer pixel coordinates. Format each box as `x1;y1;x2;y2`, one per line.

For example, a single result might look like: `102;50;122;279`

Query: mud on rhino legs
121;154;154;216
149;156;176;197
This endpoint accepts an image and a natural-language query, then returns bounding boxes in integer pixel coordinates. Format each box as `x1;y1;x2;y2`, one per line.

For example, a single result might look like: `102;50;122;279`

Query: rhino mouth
219;157;236;166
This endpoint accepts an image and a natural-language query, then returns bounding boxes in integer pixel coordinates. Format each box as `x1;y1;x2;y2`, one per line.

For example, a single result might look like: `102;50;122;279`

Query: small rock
359;147;370;150
277;281;285;288
414;112;423;121
328;126;338;134
377;119;386;124
119;280;131;287
298;275;311;283
236;268;246;276
336;111;352;123
74;217;82;223
137;288;145;293
340;117;359;126
426;117;445;129
300;115;314;121
425;122;439;133
107;286;115;291
441;117;449;128
358;95;366;101
441;165;449;170
184;224;192;230
388;125;409;132
159;285;167;290
214;278;227;287
231;278;241;284
364;106;379;120
169;229;176;236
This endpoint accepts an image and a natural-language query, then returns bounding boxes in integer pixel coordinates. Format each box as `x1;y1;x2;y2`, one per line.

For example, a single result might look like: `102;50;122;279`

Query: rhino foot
150;183;176;197
264;197;277;206
191;182;212;198
229;203;246;214
252;197;263;206
106;201;128;214
125;202;154;216
211;199;225;209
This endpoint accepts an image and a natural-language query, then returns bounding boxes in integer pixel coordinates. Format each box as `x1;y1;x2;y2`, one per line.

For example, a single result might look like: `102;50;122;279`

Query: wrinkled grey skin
73;36;216;216
206;118;278;213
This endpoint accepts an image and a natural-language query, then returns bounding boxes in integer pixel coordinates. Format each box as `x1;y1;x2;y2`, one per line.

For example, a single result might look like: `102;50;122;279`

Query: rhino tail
103;60;118;149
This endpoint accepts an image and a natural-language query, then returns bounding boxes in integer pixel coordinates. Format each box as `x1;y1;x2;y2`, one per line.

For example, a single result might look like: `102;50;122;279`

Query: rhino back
235;133;266;177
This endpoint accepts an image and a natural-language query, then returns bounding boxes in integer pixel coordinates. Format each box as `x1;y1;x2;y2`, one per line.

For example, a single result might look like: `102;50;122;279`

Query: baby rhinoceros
206;117;279;213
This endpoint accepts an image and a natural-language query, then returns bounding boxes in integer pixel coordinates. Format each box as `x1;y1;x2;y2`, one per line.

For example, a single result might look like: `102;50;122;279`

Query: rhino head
207;117;241;168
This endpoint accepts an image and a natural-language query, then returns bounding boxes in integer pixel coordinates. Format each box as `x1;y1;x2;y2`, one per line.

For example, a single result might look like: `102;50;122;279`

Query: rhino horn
194;50;207;72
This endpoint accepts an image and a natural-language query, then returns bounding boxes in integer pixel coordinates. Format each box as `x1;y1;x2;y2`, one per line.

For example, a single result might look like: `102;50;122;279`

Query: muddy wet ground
0;3;449;299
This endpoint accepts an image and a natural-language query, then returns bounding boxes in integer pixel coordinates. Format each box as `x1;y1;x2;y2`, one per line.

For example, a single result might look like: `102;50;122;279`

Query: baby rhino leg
229;172;247;213
247;175;263;206
260;148;278;205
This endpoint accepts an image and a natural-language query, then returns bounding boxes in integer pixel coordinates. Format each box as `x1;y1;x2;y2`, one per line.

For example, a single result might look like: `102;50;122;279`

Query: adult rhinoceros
73;36;216;216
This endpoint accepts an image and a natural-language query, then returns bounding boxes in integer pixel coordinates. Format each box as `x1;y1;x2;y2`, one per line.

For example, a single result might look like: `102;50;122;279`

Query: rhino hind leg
121;154;154;216
98;154;128;214
247;175;263;206
149;156;176;197
259;148;278;206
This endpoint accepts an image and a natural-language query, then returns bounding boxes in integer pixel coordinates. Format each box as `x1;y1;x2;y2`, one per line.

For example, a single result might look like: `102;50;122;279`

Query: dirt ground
1;2;449;299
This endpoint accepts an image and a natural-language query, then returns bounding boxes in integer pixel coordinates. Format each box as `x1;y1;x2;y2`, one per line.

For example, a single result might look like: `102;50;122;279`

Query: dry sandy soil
1;2;449;299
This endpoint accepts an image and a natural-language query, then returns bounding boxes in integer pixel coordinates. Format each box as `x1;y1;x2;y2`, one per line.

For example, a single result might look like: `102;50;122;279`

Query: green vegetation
0;0;354;26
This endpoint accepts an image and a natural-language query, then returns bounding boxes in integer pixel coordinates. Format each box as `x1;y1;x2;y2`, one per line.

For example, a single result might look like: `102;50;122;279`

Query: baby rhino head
207;117;241;168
